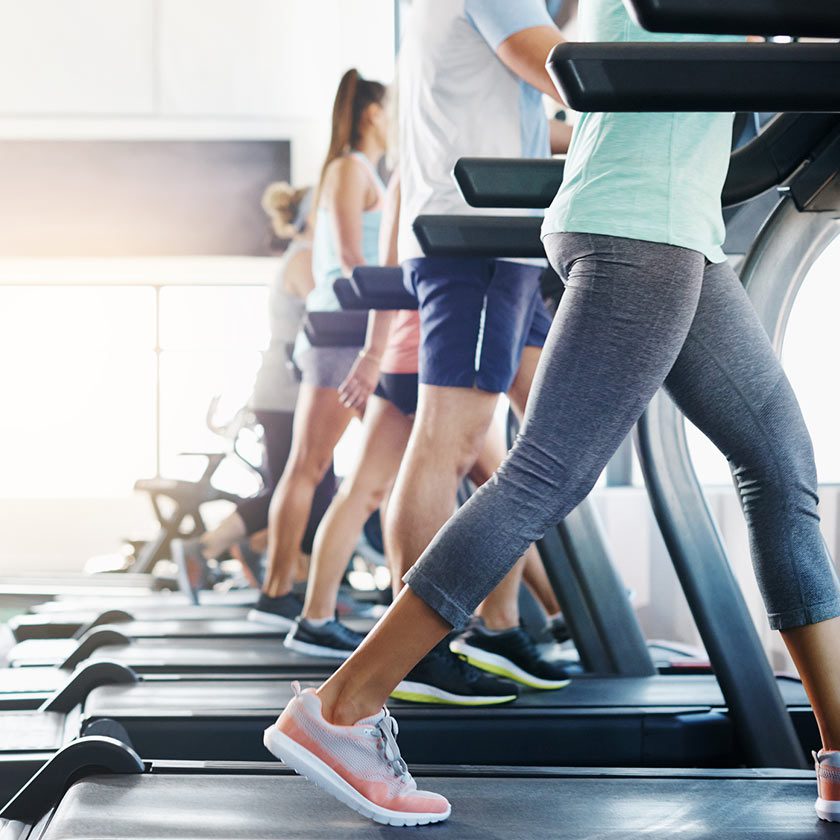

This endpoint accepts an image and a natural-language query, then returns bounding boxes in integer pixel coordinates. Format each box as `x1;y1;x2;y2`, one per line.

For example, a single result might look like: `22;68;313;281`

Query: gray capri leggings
404;232;840;632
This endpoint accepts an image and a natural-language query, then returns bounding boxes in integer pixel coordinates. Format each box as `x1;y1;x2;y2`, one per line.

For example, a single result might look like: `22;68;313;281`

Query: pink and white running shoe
815;749;840;822
264;682;451;827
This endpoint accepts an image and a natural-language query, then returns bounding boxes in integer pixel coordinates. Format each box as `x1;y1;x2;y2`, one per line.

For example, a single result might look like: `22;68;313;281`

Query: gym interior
0;1;838;837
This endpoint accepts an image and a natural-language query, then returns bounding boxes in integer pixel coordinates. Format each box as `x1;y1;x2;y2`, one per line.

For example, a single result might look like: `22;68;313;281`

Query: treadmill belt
39;772;826;839
83;638;339;675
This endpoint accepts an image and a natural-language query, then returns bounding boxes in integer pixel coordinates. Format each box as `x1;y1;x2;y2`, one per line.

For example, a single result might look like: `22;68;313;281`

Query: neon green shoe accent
455;650;571;691
388;688;517;706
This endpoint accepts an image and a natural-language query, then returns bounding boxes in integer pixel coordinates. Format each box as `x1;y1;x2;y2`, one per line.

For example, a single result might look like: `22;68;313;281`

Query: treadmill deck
36;770;830;840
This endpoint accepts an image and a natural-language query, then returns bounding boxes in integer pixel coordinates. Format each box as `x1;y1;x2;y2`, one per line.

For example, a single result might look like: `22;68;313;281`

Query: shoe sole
817;798;840;821
390;679;517;706
449;640;571;691
247;609;296;631
263;726;450;826
283;635;354;660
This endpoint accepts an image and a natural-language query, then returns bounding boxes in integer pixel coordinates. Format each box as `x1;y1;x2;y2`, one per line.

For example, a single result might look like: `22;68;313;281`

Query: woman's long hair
317;69;386;198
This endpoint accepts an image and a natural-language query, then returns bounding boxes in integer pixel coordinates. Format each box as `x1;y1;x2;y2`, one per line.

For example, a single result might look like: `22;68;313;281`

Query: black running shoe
450;623;572;690
247;591;304;630
549;614;571;646
391;641;519;706
284;618;366;659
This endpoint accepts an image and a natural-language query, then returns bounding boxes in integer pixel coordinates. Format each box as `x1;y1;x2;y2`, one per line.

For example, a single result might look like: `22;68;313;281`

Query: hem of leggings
403;566;470;631
768;595;840;631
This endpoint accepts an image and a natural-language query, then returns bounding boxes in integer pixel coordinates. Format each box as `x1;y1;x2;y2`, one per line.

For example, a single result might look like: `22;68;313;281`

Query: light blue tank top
306;152;385;313
541;0;742;263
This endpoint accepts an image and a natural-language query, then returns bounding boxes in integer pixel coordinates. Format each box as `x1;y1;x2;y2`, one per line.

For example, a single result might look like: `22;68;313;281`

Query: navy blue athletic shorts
374;372;418;416
403;257;552;393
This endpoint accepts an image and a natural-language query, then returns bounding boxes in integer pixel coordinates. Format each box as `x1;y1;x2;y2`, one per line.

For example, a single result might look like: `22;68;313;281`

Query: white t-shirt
398;0;557;262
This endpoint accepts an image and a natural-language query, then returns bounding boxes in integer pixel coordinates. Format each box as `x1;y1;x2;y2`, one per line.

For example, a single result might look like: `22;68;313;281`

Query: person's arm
549;119;573;154
326;158;369;277
339;174;402;410
496;25;567;102
465;0;567;102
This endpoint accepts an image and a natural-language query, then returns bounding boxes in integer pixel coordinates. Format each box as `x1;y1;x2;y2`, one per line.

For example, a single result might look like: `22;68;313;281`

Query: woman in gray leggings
265;0;840;826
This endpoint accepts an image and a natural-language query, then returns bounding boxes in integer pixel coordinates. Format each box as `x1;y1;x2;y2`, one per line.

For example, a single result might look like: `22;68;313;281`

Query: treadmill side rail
0;737;143;824
40;661;138;714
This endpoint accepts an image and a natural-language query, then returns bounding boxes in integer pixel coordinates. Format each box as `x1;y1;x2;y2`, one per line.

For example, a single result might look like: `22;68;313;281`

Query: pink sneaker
815;750;840;822
264;682;451;826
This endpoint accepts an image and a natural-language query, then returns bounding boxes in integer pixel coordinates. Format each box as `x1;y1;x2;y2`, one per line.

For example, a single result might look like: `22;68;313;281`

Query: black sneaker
284;618;366;659
450;623;572;690
247;591;304;630
549;614;571;646
391;641;519;706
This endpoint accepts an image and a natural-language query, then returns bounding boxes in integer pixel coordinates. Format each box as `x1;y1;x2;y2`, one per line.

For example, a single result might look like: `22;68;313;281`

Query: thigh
663;260;809;468
288;384;356;469
347;396;414;491
507;345;542;418
412;384;499;455
521;234;705;480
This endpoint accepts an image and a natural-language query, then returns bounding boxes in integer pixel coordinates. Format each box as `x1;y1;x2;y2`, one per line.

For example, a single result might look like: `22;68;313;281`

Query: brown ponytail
317;68;386;200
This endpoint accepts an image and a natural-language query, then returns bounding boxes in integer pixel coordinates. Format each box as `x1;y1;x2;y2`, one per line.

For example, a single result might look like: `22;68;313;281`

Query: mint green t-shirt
542;0;739;263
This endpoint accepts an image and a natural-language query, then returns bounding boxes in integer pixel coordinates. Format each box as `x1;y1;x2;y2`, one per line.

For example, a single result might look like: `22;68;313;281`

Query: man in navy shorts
386;0;575;704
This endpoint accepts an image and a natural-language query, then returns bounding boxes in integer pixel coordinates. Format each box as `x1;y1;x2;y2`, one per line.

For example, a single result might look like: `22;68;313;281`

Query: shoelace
369;712;411;783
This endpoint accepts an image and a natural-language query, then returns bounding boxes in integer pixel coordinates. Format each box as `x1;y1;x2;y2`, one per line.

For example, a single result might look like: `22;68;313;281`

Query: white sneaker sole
816;797;840;821
449;639;571;690
390;679;517;706
247;609;296;631
283;634;353;660
263;726;450;827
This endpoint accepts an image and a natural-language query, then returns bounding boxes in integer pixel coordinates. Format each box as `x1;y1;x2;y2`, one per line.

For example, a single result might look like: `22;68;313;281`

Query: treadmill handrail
350;266;418;310
413;214;545;259
725;113;840;207
454;115;840;212
547;43;840;113
454;157;566;209
626;0;840;39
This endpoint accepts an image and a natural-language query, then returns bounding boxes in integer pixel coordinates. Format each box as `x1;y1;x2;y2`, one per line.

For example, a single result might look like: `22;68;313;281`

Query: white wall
0;0;395;184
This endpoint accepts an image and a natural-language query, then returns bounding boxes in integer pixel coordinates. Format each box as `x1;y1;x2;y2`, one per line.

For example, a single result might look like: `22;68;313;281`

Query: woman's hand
339;351;382;410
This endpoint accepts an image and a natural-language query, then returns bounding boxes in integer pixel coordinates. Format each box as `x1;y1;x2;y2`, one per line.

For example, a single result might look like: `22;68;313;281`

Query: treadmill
2;8;840;838
3;7;839;839
10;102;837;771
0;737;824;840
3;117;830;771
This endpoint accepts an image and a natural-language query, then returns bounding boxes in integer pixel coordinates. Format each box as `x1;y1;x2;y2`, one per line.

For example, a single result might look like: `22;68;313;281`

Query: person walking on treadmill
285;171;569;671
265;0;840;827
248;69;388;628
172;183;336;594
301;0;575;704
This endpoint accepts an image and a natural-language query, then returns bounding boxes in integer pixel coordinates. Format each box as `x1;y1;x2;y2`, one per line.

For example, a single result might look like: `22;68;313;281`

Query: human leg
252;385;355;625
385;384;499;590
661;260;840;755
314;234;705;721
301;396;413;621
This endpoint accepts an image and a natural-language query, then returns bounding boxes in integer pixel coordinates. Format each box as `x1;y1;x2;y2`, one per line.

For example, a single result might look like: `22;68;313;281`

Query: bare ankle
263;581;293;598
317;682;380;727
479;611;518;632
